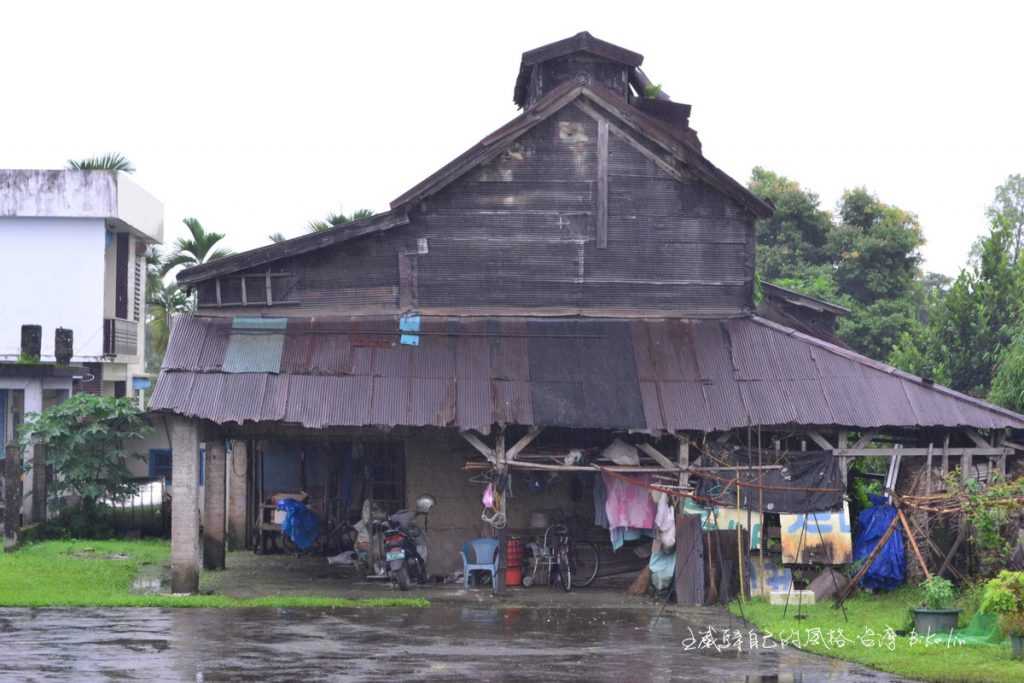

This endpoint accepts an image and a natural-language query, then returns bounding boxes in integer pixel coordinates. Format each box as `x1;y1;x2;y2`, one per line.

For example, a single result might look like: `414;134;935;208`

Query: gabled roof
514;32;644;107
150;313;1024;431
177;210;408;286
178;66;771;287
391;79;774;219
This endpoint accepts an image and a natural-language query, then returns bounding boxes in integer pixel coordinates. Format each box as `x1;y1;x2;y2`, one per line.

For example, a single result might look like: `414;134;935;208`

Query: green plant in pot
911;576;961;636
981;570;1024;659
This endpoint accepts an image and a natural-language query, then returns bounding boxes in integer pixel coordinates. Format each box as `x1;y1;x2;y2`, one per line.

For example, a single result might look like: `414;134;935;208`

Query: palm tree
143;247;191;370
306;208;374;233
67;153;135;173
161;217;232;276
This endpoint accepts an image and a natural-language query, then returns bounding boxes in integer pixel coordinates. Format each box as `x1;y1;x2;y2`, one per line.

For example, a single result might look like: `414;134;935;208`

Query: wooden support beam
836;513;900;606
926;443;934;495
851;431;877;450
837;432;849;488
897;508;931;580
506;427;541;462
596;118;609;249
938;521;968;580
965;429;991;448
677;434;690;489
807;431;833;451
837;447;1009;457
637;443;676;470
460;431;495;463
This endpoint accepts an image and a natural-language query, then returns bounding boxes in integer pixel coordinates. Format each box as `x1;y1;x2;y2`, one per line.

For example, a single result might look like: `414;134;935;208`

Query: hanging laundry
602;472;656;529
654;493;676;550
592;473;609;529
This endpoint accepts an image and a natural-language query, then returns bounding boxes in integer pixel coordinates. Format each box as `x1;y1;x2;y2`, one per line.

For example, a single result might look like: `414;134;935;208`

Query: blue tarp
853;494;905;591
276;498;320;551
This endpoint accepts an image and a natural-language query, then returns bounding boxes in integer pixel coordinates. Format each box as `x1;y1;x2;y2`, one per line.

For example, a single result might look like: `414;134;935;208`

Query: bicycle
522;523;600;591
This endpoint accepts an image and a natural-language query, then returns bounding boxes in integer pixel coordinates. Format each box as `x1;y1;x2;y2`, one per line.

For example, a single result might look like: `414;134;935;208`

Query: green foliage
307;207;375;234
67;153;135;173
981;571;1024;636
732;587;1024;682
749;167;834;282
990;332;1024;412
161;217;232;276
18;394;150;506
945;472;1024;575
643;83;663;98
749;169;925;359
0;540;428;608
921;576;957;610
890;175;1024;398
15;352;40;364
268;231;287;243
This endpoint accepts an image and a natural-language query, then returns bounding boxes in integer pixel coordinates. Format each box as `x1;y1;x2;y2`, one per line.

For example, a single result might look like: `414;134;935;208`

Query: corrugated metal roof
151;313;1024;431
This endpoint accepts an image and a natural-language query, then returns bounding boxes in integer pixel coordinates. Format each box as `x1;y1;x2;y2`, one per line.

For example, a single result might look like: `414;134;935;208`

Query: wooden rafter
637;443;676;470
506;427;542;461
807;431;834;451
461;431;495;463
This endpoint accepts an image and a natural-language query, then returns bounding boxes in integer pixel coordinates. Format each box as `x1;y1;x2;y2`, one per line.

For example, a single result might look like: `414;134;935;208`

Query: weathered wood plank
597;118;609;249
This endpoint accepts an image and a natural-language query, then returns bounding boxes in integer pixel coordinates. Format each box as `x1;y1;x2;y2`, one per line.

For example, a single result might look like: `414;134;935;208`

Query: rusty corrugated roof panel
149;313;1024;431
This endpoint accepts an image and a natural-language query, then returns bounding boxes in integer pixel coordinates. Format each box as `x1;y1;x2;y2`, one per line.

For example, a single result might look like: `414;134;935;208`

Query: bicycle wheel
572;541;600;588
557;542;573;592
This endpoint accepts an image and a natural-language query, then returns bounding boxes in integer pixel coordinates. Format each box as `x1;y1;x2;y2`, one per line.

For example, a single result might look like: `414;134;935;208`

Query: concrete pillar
203;438;227;570
4;443;22;551
227;440;249;551
22;381;45;523
169;416;201;593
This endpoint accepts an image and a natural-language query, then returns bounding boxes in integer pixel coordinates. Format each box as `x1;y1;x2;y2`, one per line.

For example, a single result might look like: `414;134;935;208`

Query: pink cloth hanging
602;472;656;529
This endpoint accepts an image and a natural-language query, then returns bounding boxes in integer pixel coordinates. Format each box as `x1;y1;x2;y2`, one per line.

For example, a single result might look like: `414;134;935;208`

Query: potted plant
981;571;1024;659
911;576;961;635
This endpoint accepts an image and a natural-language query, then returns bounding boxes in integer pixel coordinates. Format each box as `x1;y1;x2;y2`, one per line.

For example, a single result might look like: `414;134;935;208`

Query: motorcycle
377;494;435;591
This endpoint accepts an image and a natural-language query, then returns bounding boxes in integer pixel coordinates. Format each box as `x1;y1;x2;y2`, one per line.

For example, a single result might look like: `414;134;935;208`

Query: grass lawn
730;587;1023;683
0;539;427;609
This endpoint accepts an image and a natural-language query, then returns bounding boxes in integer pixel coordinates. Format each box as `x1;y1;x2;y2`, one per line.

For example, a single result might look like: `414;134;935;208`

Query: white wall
0;217;107;360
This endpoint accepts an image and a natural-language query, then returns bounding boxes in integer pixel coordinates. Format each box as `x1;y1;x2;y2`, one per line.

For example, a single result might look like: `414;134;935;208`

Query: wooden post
838;432;848;489
677;434;689;489
942;434;950;479
227;439;250;551
203;437;227;570
926;443;934;495
493;426;507;595
169;416;201;593
4;444;22;551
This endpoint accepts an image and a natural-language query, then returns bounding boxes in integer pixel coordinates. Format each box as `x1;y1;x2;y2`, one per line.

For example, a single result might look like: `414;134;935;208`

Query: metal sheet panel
152;314;1024;431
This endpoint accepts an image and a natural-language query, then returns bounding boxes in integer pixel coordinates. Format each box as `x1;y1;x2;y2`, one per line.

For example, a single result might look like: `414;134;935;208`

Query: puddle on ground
0;605;910;681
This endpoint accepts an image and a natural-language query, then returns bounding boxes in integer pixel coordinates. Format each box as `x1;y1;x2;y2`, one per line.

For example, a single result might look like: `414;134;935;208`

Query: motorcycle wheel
395;566;411;591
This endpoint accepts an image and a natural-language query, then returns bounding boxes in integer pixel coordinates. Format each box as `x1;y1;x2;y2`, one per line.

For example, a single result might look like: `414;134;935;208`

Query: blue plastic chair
460;538;500;588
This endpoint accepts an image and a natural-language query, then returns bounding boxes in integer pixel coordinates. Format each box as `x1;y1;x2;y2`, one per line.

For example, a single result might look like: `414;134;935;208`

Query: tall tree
67;153;135;173
161;217;232;275
891;177;1024;396
749;171;925;360
748;167;833;283
988;174;1024;265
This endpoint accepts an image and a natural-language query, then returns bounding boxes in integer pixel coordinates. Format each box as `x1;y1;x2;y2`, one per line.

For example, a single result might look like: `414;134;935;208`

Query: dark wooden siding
197;102;754;318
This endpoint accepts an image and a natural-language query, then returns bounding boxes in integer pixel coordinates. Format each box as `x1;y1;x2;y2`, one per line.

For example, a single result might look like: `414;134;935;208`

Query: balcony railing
103;318;138;357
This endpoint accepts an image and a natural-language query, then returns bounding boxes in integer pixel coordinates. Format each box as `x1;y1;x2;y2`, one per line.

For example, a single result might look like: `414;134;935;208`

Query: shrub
921;576;957;609
981;571;1024;636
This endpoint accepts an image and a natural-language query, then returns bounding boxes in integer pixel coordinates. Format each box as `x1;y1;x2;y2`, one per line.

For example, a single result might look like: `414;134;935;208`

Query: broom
627;566;651;595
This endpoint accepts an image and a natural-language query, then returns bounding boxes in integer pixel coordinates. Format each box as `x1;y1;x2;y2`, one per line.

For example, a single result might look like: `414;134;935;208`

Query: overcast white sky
2;1;1021;276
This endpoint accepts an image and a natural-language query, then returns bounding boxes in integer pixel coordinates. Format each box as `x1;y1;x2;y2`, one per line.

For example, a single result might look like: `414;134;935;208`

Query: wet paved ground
0;605;912;682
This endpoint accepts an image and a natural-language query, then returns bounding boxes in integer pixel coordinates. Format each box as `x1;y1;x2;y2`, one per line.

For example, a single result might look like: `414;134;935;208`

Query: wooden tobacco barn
152;32;1024;594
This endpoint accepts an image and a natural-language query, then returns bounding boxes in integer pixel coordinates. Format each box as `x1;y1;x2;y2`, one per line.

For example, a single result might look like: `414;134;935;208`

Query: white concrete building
0;169;163;524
